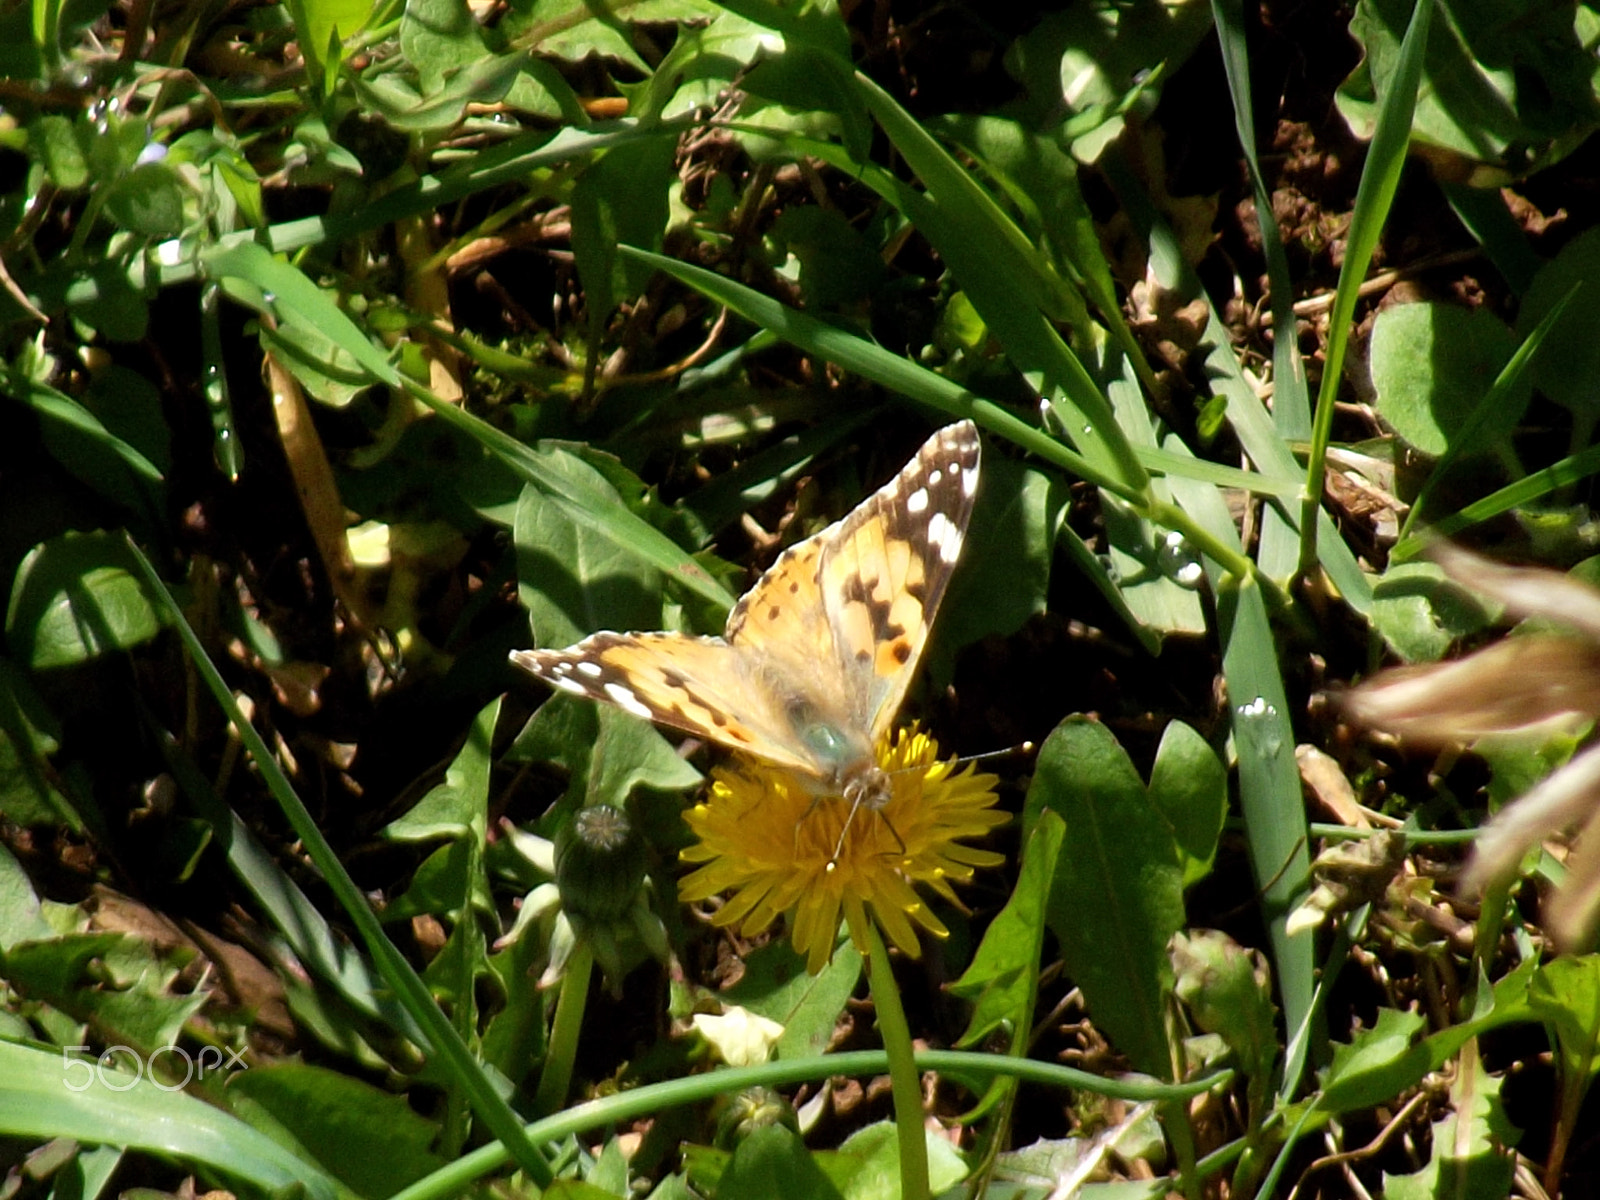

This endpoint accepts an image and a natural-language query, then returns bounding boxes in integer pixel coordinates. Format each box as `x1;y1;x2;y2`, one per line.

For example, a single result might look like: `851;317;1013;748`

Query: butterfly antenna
824;800;905;871
955;740;1036;767
882;740;1035;785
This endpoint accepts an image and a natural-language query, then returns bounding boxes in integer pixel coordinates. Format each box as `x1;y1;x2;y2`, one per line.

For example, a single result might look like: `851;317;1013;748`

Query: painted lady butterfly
509;420;981;813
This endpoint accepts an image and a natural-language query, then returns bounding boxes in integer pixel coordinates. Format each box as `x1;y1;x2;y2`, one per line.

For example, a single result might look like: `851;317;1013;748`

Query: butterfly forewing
818;421;980;740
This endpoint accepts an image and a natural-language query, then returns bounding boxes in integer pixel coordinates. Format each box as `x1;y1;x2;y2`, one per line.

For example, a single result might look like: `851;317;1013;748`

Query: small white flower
692;1007;786;1067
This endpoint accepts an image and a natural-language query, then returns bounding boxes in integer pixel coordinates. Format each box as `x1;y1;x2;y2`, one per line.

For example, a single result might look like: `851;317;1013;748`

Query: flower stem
864;922;929;1200
534;939;594;1115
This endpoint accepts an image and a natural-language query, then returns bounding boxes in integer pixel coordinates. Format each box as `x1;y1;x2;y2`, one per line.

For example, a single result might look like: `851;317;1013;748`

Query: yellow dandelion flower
680;727;1007;974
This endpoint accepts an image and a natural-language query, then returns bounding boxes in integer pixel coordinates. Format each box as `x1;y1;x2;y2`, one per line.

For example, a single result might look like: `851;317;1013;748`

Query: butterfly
509;420;981;816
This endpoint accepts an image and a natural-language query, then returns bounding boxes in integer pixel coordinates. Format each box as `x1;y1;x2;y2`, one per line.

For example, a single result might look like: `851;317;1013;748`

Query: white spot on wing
552;675;591;696
576;661;604;678
960;464;977;497
927;467;943;486
927;510;963;563
905;487;929;514
604;681;654;720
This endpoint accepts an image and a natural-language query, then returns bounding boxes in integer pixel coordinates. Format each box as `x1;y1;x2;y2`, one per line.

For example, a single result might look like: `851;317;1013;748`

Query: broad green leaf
1381;1063;1517;1200
1529;955;1600;1085
283;0;377;93
102;162;186;237
1;931;208;1054
571;135;679;325
400;0;491;92
1370;561;1496;664
225;1062;445;1197
1025;717;1183;1077
6;532;165;668
1318;1006;1428;1114
33;115;88;189
1520;226;1600;421
513;474;667;651
1478;725;1584;813
1369;302;1523;455
1338;0;1600;182
952;811;1064;1050
949;811;1063;1141
1001;0;1214;162
715;1124;842;1200
726;939;862;1061
831;1122;968;1200
386;697;498;841
589;705;705;807
0;841;52;950
928;458;1065;686
358;53;528;132
0;1039;346;1200
0;655;78;830
69;253;151;342
766;206;886;310
1147;721;1227;887
1171;931;1276;1107
1394;280;1576;554
506;694;700;812
256;318;369;409
634;9;793;122
541;1181;626;1200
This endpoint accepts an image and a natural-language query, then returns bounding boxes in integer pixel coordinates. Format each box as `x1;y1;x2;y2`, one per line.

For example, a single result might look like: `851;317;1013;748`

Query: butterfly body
511;421;981;802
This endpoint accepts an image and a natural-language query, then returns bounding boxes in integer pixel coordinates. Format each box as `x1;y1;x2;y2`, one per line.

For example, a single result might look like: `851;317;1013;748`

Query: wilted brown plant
1342;546;1600;951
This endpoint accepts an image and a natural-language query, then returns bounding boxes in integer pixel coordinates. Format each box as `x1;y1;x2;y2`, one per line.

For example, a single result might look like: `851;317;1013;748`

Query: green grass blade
143;713;430;1044
37;122;679;309
1100;156;1374;613
205;240;734;611
384;1049;1234;1200
12;375;165;491
0;1039;350;1200
409;393;736;610
1411;441;1600;546
123;538;557;1188
1301;0;1433;570
622;245;1264;590
843;68;1150;494
1164;462;1315;1080
1138;448;1301;499
1211;0;1313;584
616;246;1127;494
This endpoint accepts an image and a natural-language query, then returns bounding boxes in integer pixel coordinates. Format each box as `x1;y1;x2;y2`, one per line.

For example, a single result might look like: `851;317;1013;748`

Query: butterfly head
841;762;893;813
